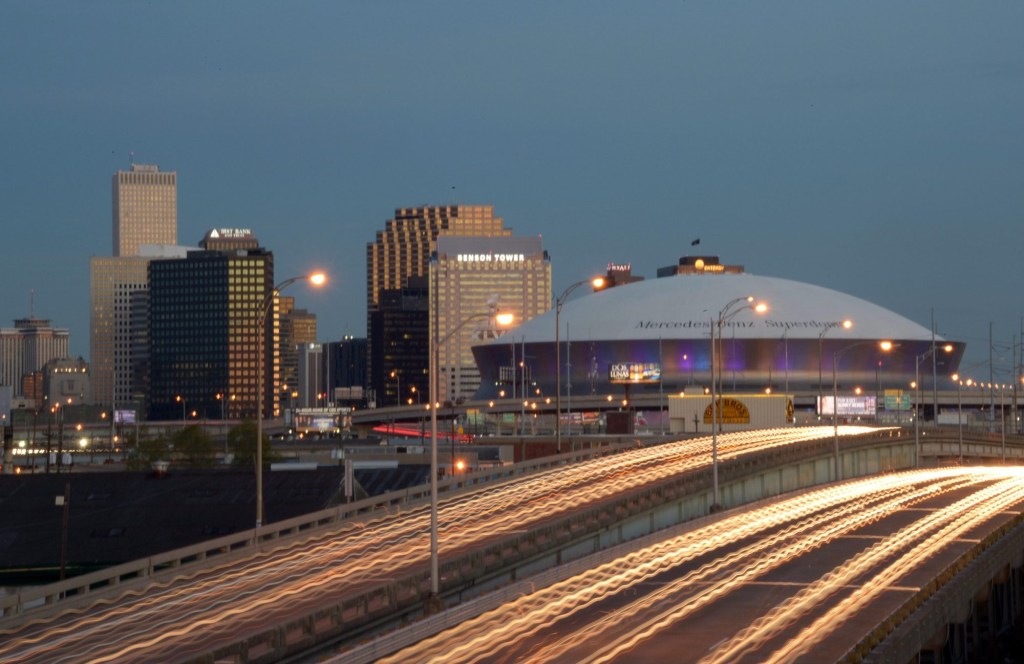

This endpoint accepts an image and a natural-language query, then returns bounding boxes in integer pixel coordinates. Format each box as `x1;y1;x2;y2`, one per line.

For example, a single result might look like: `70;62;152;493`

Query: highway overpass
1;426;1022;662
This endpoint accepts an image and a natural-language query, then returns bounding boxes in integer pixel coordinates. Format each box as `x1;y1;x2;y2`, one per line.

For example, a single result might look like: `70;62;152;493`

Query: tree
172;425;216;468
227;420;278;468
126;434;170;471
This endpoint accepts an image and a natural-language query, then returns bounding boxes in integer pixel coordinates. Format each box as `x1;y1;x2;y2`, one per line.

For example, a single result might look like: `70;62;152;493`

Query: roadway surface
0;426;885;663
379;466;1024;663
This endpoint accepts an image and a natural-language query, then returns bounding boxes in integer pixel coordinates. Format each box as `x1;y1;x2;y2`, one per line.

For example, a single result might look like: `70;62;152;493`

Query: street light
952;374;970;463
175;395;185;422
555;277;604;454
255;271;326;529
710;296;767;511
430;306;513;604
818;320;853;409
833;339;893;480
914;344;953;467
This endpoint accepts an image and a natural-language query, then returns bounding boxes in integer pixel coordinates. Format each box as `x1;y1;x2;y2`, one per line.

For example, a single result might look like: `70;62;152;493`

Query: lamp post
951;374;968;463
430;307;513;602
999;383;1006;462
710;296;767;511
555;277;603;454
175;395;185;422
833;340;893;481
255;272;326;529
818;320;853;414
913;344;953;467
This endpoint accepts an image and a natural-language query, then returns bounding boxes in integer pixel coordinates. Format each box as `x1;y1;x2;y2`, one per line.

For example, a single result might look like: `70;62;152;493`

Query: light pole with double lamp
710;296;767;511
255;272;326;529
555;277;603;454
430;307;514;603
833;339;893;480
913;344;953;467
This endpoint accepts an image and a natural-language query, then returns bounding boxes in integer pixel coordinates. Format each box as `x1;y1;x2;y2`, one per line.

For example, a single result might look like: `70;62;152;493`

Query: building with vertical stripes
146;230;276;421
366;205;510;402
431;235;552;401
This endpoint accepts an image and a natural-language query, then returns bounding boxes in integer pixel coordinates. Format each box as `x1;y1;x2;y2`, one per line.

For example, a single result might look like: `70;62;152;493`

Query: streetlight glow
254;270;329;529
555;276;604;453
429;304;514;603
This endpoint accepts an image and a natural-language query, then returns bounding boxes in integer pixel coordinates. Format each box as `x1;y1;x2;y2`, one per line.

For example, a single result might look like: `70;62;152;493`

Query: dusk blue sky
2;2;1022;379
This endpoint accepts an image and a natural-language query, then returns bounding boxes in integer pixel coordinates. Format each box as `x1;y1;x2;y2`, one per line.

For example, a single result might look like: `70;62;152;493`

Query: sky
2;1;1022;380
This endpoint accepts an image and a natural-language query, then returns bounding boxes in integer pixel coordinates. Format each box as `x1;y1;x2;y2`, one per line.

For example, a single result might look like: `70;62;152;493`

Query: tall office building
369;276;429;407
0;317;70;398
431;235;552;401
278;296;318;396
90;247;189;410
324;336;367;405
147;230;276;421
91;162;179;410
113;163;177;257
366;205;510;402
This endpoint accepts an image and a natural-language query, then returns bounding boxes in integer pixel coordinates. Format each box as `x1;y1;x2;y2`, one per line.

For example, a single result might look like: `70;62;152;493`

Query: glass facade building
147;243;276;421
431;235;552;401
366;205;510;402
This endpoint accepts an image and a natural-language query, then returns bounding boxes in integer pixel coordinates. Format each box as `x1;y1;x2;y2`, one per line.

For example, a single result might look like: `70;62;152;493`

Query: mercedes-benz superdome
471;272;964;399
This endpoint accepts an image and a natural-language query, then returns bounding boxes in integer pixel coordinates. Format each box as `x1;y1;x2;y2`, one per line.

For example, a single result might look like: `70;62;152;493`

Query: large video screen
609;362;662;384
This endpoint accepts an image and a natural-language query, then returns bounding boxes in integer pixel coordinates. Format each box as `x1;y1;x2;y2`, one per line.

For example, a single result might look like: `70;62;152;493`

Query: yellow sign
703;398;751;424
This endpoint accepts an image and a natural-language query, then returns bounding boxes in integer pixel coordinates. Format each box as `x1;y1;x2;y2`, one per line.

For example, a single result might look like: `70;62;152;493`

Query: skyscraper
91;162;179;410
278;296;318;398
0;317;70;397
366;205;510;402
90;246;189;410
112;163;177;257
431;235;552;401
147;229;275;421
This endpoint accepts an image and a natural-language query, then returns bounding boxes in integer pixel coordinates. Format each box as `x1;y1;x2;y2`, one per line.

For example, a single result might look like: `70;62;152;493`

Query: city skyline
2;2;1023;379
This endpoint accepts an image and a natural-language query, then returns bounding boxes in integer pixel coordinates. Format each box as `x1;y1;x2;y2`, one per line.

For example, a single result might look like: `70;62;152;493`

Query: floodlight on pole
255;271;326;529
832;339;892;481
710;296;767;512
430;306;513;603
555;276;603;453
914;343;953;467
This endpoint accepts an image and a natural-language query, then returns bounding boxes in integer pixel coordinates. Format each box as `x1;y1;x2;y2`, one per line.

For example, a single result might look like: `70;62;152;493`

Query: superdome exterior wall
471;336;965;399
470;272;965;400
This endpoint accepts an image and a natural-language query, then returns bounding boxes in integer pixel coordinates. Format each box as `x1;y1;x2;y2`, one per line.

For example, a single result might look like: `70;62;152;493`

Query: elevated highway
363;467;1024;663
1;427;1022;662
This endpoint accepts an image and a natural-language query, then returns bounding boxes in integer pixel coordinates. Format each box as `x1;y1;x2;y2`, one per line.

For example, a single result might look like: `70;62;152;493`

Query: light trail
0;426;882;662
379;467;1024;664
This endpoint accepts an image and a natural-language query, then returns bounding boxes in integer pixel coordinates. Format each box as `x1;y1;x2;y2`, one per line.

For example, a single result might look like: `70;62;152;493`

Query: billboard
114;409;136;424
609;362;661;384
817;395;877;417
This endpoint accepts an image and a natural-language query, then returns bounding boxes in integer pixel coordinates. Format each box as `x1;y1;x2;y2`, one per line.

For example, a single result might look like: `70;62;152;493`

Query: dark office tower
369;276;429;407
147;230;275;421
324;336;367;405
366;205;510;402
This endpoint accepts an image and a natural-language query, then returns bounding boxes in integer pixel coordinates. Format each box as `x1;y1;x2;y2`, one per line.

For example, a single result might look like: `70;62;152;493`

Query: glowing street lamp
818;320;853;408
710;296;767;511
555;276;604;453
833;340;893;480
429;306;513;603
914;344;953;467
255;271;326;529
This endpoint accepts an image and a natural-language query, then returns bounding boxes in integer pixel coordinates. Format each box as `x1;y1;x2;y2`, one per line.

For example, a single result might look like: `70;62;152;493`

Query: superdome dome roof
486;272;937;344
